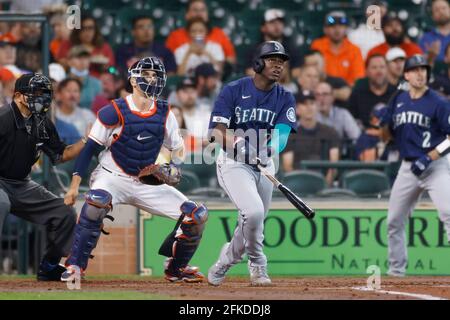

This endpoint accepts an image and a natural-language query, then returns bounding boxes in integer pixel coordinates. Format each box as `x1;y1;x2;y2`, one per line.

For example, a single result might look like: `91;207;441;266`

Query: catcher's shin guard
160;201;208;272
65;189;113;270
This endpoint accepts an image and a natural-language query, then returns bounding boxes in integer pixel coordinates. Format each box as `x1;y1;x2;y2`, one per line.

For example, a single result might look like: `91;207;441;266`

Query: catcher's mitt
138;163;181;186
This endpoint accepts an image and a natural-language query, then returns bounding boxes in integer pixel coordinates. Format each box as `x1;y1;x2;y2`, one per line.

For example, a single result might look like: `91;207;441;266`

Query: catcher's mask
128;57;167;100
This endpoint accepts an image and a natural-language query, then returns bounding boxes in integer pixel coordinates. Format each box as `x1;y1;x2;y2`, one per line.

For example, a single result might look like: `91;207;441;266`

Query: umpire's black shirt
0;102;66;180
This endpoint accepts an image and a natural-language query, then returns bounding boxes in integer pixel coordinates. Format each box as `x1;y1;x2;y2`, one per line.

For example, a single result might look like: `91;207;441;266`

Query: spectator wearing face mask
66;45;102;110
174;17;225;76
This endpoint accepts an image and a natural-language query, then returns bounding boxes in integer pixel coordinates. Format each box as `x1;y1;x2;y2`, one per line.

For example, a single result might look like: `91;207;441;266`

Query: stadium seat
317;188;357;198
182;153;218;187
176;170;201;193
342;169;390;197
281;170;326;196
189;187;226;198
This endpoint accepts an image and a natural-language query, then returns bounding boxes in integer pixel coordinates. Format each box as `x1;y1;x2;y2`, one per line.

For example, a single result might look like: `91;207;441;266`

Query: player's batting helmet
252;41;290;73
404;54;431;81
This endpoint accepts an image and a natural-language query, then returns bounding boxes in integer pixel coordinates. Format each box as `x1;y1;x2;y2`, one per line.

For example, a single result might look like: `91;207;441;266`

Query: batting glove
411;155;432;177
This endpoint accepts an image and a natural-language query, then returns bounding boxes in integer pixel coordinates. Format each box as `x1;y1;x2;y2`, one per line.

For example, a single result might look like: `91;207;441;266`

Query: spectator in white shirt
174;17;225;76
315;81;361;141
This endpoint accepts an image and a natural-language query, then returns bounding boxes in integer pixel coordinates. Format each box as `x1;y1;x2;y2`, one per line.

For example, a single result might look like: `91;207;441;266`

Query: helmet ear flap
253;58;265;73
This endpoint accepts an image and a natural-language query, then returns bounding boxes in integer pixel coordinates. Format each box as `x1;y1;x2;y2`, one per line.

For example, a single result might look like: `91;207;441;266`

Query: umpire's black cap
14;73;44;94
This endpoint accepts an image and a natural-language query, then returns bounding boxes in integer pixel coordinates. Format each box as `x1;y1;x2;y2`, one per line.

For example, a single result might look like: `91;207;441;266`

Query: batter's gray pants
217;160;274;266
0;177;77;264
388;158;450;275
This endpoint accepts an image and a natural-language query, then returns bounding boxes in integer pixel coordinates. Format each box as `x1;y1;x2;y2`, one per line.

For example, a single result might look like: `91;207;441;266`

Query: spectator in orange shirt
311;11;365;86
165;0;236;67
366;15;423;59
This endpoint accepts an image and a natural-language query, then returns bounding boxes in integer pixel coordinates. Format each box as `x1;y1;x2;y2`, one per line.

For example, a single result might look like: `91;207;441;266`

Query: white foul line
351;286;448;300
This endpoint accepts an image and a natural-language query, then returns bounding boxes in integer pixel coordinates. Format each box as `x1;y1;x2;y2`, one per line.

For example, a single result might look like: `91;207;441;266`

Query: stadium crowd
0;0;449;189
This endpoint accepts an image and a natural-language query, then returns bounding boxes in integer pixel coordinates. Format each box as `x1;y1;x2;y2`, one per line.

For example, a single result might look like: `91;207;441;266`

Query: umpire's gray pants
0;177;77;263
217;158;274;266
388;158;450;275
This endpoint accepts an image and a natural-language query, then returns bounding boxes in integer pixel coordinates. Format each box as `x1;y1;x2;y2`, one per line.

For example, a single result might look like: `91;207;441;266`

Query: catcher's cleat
60;265;83;282
37;264;67;281
248;262;272;287
164;265;205;283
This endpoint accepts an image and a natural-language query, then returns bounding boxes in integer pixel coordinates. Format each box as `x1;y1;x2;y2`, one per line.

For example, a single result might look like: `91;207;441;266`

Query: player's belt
404;157;418;162
101;166;136;179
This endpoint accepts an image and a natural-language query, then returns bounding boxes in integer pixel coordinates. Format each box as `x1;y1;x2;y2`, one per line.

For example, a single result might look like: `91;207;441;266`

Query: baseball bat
258;164;315;219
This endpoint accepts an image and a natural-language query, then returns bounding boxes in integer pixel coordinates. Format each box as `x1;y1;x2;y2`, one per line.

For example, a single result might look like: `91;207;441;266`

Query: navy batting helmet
404;54;431;80
252;41;290;73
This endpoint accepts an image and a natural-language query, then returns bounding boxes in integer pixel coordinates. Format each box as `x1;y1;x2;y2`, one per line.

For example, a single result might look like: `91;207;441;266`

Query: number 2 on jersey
422;131;431;148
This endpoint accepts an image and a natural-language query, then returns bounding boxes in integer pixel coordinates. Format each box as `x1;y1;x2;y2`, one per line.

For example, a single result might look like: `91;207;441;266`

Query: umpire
0;73;86;281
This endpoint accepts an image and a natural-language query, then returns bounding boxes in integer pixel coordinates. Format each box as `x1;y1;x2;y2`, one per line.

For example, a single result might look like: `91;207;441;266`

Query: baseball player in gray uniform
207;41;297;286
381;55;450;276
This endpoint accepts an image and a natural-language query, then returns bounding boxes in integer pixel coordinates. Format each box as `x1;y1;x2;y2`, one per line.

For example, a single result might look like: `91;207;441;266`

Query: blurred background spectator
115;16;176;76
367;15;423;59
194;63;221;110
303;50;351;106
355;105;399;162
174;17;225;76
244;8;304;78
92;67;124;114
166;0;236;70
66;45;102;110
282;91;340;186
54;77;96;137
348;54;396;127
348;0;388;59
385;47;406;86
419;0;450;68
173;77;210;150
49;13;71;61
311;11;365;86
56;15;115;77
315;81;361;142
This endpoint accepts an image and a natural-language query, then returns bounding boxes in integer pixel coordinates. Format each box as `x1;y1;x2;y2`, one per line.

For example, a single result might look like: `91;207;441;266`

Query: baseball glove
138;163;181;186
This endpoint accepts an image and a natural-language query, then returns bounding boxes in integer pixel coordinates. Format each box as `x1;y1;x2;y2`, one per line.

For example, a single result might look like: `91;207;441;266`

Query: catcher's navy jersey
209;76;297;135
381;89;450;159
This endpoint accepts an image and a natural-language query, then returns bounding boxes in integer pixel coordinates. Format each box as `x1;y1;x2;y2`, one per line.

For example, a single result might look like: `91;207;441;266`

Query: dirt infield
1;276;450;300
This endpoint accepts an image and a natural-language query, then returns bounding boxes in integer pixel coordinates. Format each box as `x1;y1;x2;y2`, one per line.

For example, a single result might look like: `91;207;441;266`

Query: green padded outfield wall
139;209;450;276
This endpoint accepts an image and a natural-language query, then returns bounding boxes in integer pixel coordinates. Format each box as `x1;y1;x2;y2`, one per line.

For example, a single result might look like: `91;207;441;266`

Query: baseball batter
381;54;450;276
61;57;208;283
207;41;297;286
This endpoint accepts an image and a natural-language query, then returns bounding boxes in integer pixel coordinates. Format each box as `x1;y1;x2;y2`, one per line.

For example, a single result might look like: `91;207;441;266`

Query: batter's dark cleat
37;264;67;281
165;265;205;283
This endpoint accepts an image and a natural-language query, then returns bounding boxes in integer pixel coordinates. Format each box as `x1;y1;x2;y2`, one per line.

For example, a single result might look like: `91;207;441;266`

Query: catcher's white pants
89;165;188;220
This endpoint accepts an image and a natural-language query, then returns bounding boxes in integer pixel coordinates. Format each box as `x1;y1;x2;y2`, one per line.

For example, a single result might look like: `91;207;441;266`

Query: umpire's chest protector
110;98;168;176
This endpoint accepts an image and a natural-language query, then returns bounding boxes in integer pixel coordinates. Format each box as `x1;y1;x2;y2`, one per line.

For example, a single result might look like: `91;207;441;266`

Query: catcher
61;57;208;284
